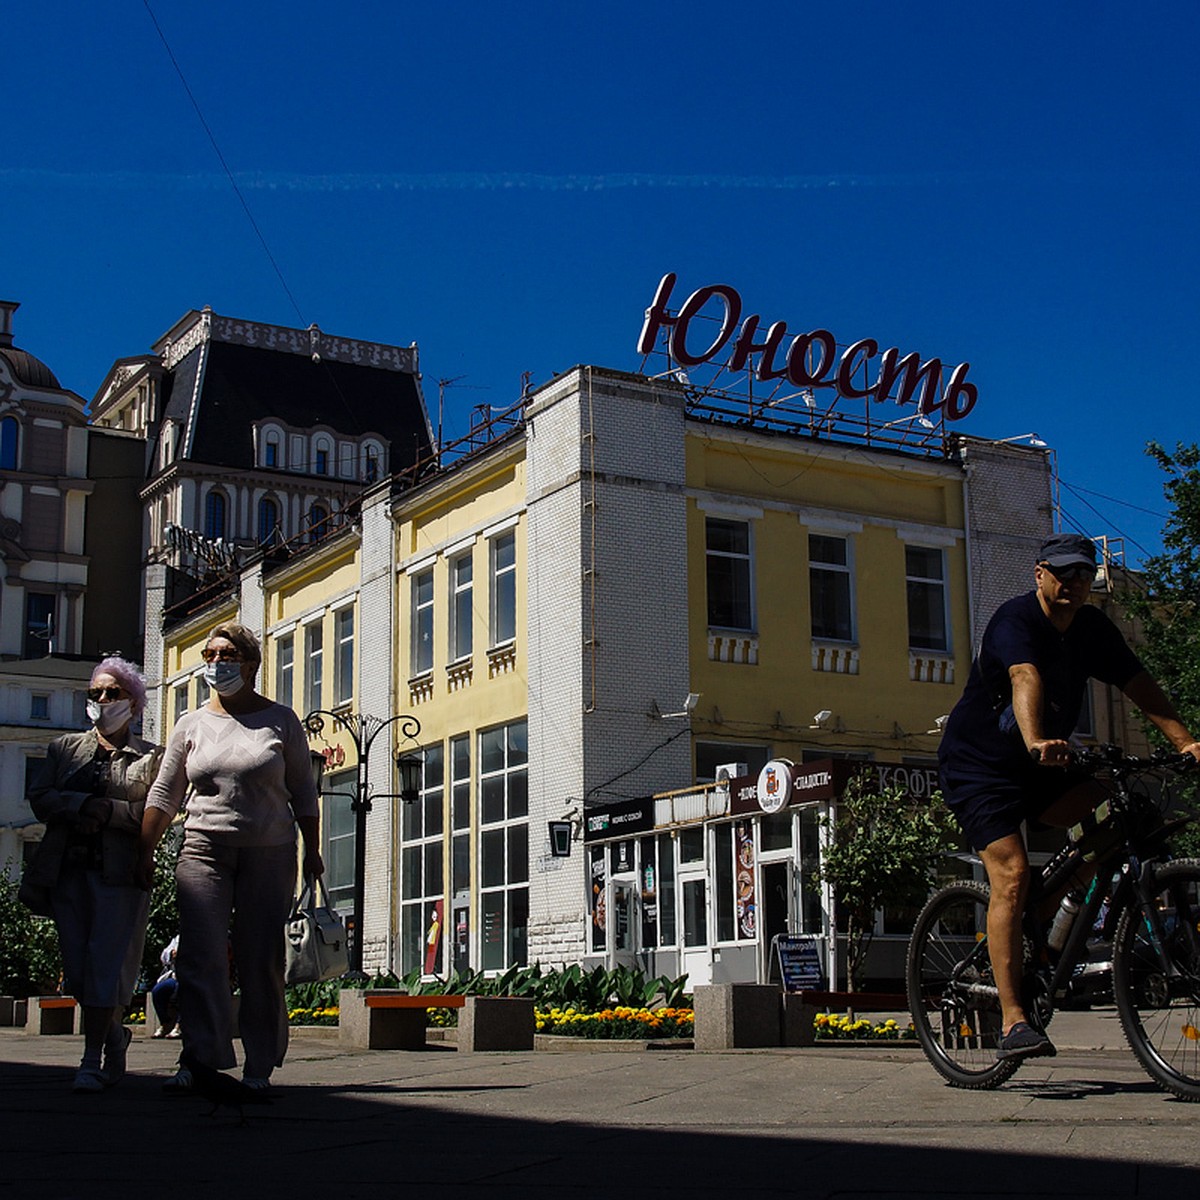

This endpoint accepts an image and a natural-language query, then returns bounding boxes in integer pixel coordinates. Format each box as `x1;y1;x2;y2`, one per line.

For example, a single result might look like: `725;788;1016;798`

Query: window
315;442;329;475
637;833;677;950
276;633;294;709
334;606;354;706
1;416;18;470
322;768;356;912
478;720;529;970
257;497;280;547
713;821;756;943
204;490;227;541
305;621;323;713
24;592;55;658
173;683;189;723
399;745;445;975
809;533;854;642
412;568;434;676
264;436;279;468
308;504;329;543
706;518;754;630
905;545;949;652
195;672;211;708
450;734;471;973
490;531;516;647
449;553;473;661
25;755;46;797
364;446;380;483
30;694;50;721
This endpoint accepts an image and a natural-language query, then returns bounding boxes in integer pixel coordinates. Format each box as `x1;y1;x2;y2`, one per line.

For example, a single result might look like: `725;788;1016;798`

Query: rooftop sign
638;273;977;421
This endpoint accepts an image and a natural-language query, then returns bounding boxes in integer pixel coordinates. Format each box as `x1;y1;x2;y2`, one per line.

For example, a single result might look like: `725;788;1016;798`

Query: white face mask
88;698;132;734
203;661;246;697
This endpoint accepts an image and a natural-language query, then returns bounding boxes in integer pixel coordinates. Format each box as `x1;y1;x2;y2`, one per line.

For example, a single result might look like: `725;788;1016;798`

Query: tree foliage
1120;443;1200;852
1120;442;1200;735
0;865;63;997
817;773;959;990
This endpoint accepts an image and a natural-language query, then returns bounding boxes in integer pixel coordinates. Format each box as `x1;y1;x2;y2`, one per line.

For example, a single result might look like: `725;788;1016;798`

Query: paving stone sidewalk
2;1011;1198;1200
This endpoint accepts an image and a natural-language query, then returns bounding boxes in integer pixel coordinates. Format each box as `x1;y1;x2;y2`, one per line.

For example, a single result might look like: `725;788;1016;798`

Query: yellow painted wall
686;427;969;764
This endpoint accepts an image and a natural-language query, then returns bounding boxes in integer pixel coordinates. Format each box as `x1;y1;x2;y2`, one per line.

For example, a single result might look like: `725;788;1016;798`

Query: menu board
770;934;826;993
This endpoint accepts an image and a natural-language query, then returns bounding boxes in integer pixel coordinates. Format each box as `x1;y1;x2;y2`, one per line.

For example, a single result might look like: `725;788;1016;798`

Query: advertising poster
736;820;756;939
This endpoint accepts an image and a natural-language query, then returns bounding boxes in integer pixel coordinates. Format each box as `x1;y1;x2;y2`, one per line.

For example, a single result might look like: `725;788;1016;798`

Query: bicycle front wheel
906;881;1020;1089
1113;858;1200;1101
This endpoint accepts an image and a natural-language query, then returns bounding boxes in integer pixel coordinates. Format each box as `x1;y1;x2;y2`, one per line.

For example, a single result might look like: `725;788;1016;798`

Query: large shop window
905;545;949;652
639;834;677;949
322;768;357;913
706;518;754;630
478;720;528;970
809;533;855;642
412;568;434;676
399;745;445;975
490;531;516;647
714;821;757;943
450;734;471;972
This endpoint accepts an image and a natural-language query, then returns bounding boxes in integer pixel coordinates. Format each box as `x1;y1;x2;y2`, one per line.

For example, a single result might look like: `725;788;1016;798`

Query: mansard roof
150;309;433;473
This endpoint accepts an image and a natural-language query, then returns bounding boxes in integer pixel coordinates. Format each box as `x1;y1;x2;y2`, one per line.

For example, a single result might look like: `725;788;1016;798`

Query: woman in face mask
138;623;322;1094
22;658;163;1093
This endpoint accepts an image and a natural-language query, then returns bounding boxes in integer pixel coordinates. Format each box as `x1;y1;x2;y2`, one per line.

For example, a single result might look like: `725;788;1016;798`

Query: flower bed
536;1006;695;1039
813;1013;915;1041
288;1006;339;1026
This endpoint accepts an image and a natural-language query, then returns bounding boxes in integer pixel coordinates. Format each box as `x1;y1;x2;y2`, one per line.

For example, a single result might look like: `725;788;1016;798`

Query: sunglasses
201;647;243;663
87;686;124;702
1040;562;1097;583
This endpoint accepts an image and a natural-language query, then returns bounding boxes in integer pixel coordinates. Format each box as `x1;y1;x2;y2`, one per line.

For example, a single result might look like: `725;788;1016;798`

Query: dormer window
265;436;279;468
364;446;380;483
315;444;329;475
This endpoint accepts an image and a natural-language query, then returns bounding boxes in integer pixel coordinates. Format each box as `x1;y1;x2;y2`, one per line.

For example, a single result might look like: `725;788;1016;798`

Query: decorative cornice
159;309;416;374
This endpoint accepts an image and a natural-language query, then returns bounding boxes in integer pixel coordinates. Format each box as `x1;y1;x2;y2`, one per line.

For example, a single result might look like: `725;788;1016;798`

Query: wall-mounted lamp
809;709;843;732
926;714;950;735
649;692;701;720
880;412;935;431
995;432;1048;448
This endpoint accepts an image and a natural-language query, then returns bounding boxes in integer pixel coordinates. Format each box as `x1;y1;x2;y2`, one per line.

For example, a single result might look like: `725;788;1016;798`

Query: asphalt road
2;1013;1198;1199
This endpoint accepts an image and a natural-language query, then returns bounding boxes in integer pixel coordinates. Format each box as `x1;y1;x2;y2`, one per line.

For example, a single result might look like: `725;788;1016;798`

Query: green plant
141;823;182;990
818;772;959;990
0;862;63;997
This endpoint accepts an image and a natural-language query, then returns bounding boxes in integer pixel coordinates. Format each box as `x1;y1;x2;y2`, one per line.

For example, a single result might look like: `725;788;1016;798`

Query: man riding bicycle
938;533;1200;1061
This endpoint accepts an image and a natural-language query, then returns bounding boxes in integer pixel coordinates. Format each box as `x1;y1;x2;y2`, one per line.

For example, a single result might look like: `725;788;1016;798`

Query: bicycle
906;745;1200;1098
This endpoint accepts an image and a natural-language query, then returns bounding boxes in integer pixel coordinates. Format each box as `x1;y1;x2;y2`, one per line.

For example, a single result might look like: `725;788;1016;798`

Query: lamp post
303;708;422;978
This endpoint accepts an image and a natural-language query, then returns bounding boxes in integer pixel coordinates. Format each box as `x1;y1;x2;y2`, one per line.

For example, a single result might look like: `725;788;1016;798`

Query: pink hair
91;656;148;716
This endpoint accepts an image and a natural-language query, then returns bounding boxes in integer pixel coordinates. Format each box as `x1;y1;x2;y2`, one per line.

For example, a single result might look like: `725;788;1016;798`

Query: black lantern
396;752;423;804
548;820;573;858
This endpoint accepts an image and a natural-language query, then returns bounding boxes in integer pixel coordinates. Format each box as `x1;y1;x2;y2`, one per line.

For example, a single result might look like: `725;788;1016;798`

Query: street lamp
303;708;422;977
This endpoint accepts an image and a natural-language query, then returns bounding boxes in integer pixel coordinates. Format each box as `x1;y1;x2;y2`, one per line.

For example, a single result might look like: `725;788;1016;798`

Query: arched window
265;436;279;468
314;439;330;476
0;416;18;471
204;490;227;541
257;496;281;546
364;445;380;484
308;503;329;543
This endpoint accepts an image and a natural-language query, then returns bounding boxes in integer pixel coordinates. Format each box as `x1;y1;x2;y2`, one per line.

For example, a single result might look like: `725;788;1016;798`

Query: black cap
1037;533;1097;569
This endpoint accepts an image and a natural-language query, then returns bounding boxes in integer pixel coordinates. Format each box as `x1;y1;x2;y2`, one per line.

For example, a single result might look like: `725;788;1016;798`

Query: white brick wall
526;368;691;964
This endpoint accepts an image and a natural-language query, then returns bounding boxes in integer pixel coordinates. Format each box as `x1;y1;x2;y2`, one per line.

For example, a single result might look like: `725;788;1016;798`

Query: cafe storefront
582;758;942;988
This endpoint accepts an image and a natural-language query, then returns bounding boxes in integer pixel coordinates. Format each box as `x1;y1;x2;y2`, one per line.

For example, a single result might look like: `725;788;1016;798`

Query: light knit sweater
146;703;319;845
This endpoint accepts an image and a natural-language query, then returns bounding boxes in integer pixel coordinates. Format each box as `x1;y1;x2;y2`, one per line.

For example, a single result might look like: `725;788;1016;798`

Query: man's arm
1009;662;1073;765
1122;670;1200;760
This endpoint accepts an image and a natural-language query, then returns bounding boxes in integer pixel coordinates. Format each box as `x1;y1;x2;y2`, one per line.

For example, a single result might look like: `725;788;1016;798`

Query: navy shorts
939;763;1092;852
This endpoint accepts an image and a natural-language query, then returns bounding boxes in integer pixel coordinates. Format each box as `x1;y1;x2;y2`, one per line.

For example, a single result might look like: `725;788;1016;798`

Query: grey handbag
284;875;348;984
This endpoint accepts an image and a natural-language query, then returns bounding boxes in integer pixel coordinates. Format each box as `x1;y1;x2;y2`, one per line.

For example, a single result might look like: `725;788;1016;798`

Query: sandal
996;1021;1056;1061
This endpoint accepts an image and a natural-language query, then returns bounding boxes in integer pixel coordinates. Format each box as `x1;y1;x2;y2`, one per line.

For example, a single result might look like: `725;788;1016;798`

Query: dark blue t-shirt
939;591;1143;779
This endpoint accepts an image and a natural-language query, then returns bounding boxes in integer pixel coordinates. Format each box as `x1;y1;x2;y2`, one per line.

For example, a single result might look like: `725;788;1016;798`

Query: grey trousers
175;834;297;1077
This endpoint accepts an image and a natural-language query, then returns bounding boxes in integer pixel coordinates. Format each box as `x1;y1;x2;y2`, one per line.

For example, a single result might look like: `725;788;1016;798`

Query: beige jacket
24;729;163;903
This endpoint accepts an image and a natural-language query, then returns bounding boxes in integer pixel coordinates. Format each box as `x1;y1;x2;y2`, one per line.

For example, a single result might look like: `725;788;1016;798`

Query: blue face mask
203;661;245;697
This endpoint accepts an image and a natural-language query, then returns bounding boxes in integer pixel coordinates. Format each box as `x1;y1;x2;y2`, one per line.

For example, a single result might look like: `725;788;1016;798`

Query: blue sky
5;1;1197;564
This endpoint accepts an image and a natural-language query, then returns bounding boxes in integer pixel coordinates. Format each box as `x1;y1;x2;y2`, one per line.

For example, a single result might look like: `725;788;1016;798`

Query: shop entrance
761;860;792;946
609;876;638;967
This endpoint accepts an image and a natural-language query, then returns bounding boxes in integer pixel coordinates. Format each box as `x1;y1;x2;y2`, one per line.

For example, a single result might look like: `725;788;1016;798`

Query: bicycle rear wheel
1113;858;1200;1101
907;881;1020;1089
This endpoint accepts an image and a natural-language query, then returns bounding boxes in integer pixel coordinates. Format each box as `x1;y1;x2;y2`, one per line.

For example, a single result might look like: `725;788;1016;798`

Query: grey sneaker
73;1067;107;1094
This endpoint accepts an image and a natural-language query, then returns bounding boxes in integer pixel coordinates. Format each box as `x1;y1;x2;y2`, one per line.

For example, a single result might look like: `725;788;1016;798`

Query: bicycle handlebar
1029;743;1198;774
